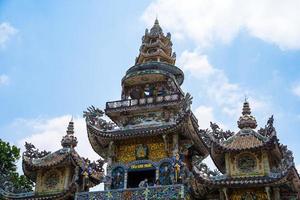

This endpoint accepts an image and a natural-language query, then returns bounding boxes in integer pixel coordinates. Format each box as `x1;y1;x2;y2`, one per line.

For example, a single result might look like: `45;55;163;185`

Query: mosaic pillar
104;157;112;190
273;187;280;200
172;133;179;156
265;186;271;200
222;188;228;200
219;188;225;200
124;170;128;189
155;167;159;182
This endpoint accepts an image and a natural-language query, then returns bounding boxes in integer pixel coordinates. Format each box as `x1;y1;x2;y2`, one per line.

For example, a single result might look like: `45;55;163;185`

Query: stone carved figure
172;153;187;184
159;162;173;185
209;122;234;142
90;159;105;173
182;93;193;112
271;144;294;173
258;115;276;137
83;106;115;130
23;142;50;159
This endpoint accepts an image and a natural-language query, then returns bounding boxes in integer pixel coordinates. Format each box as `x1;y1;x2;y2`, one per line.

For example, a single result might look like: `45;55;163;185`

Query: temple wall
230;189;268;200
35;167;66;194
228;151;265;177
116;136;168;163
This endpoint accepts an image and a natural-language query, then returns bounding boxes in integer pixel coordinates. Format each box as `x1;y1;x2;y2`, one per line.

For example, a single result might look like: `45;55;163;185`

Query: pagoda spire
237;100;257;129
135;18;176;65
61;120;78;148
150;18;163;35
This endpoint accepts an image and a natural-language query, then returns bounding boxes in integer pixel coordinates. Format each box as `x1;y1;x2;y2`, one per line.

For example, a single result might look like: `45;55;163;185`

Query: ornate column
162;134;169;155
155;167;159;182
124;169;128;189
219;188;225;200
172;133;179;156
265;186;271;200
273;187;281;200
222;187;229;200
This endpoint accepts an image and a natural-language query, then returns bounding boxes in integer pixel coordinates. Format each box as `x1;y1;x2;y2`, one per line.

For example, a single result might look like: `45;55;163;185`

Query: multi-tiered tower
3;19;299;200
82;19;209;199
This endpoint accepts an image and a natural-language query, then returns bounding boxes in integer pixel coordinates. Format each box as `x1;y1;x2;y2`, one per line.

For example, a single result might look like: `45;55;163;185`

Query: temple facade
0;121;104;200
1;20;300;200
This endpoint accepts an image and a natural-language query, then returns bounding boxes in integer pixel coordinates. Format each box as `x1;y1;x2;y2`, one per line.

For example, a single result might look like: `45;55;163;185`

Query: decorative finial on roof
237;100;257;129
150;18;163;35
61;120;78;148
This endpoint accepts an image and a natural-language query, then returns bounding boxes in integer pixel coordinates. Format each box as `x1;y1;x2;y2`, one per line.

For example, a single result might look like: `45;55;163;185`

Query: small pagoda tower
194;101;300;200
19;121;104;200
81;19;209;199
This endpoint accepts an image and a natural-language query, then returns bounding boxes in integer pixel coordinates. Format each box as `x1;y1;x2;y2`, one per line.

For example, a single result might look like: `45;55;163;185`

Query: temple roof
86;108;209;159
193;165;300;189
202;101;282;173
22;121;104;184
1;185;77;200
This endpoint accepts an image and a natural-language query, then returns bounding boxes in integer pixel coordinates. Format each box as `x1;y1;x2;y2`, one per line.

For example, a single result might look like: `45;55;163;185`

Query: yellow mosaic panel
228;151;265;177
116;136;167;163
36;167;65;194
230;189;268;200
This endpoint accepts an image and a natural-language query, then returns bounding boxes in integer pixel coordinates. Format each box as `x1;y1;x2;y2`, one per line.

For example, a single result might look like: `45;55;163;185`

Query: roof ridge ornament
61;120;78;148
237;100;257;130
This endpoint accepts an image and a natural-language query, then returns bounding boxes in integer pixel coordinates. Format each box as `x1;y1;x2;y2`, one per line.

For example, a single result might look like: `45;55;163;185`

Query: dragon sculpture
23;142;50;159
83;105;115;130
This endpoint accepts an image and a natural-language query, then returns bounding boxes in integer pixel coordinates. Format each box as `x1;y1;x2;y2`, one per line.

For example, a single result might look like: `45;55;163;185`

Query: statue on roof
209;122;234;142
23;142;50;159
258;115;276;137
83;105;115;130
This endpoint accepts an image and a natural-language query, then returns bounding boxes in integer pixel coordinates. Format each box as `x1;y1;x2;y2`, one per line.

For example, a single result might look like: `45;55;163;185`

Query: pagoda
78;19;209;199
193;101;300;199
0;121;104;200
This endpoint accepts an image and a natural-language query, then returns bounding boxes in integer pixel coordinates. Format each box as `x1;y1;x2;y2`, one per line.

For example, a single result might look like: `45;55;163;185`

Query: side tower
16;121;104;200
81;20;209;199
194;101;300;200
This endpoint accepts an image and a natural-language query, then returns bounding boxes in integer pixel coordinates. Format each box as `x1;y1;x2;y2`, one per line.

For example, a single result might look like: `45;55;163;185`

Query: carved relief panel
229;151;265;177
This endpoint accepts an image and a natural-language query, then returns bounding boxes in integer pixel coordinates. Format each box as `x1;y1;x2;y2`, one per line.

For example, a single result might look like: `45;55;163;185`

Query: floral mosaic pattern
75;184;188;200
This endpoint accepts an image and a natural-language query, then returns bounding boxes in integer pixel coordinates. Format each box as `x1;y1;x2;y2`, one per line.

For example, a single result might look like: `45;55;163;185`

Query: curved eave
22;149;103;184
122;62;184;85
188;112;210;157
193;165;300;189
87;111;209;158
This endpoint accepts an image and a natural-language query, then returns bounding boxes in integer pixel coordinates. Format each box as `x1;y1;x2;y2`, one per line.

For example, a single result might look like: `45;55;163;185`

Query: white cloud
142;0;300;50
0;74;9;85
178;50;269;129
178;50;243;117
292;83;300;97
297;164;300;174
0;22;17;48
194;106;214;129
17;115;100;161
178;51;215;78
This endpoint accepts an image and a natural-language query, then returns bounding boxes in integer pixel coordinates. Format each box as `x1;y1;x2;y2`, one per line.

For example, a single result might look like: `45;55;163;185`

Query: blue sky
1;0;300;173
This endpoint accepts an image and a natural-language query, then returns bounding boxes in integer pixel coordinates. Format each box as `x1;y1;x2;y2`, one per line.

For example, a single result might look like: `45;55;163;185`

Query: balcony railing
75;184;188;200
106;93;182;110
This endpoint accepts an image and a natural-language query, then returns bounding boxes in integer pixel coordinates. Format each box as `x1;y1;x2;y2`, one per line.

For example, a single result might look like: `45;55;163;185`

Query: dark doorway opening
127;169;156;188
